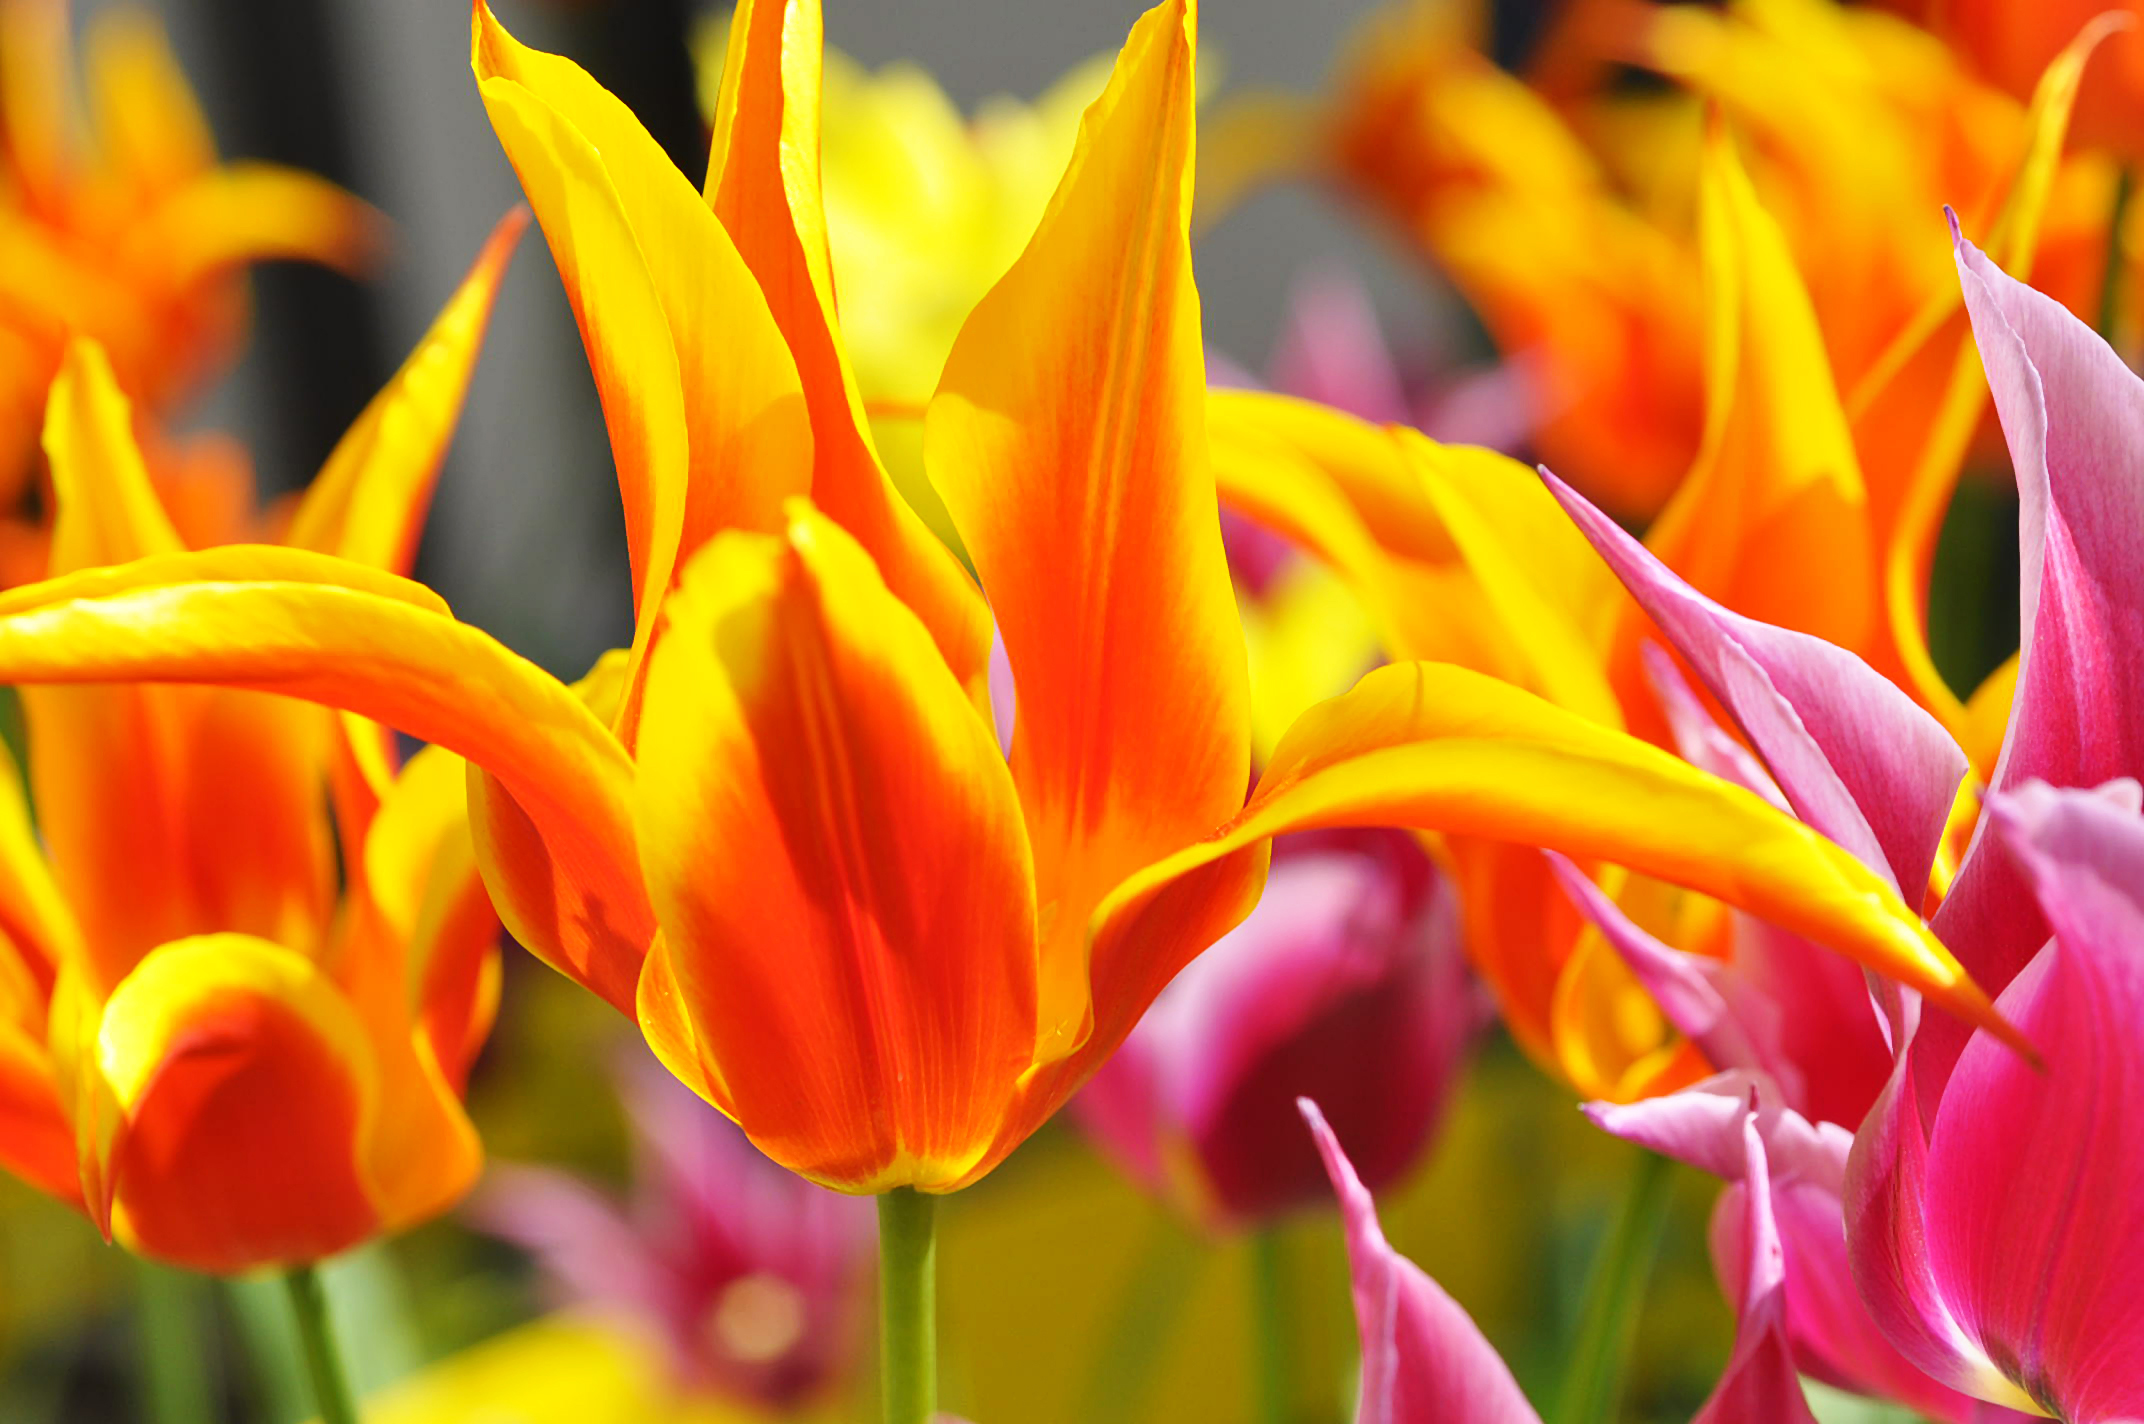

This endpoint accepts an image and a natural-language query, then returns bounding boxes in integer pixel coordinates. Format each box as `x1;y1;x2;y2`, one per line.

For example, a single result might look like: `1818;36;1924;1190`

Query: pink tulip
1077;830;1477;1230
471;1056;874;1412
1300;1094;1818;1424
1537;227;2144;1419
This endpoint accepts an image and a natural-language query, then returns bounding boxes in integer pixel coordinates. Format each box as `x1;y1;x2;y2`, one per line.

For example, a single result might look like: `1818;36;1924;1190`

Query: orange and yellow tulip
0;0;2008;1200
0;213;520;1272
0;0;379;500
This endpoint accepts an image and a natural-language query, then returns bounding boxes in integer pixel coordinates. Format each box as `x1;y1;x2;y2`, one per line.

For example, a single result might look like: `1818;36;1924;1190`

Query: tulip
1528;230;2144;1417
476;1055;873;1413
0;0;2005;1412
1076;829;1476;1231
0;0;379;496
1300;1094;1822;1423
0;211;521;1275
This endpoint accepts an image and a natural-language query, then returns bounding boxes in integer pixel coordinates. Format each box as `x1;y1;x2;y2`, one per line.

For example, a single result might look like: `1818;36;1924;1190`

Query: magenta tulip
1077;830;1476;1229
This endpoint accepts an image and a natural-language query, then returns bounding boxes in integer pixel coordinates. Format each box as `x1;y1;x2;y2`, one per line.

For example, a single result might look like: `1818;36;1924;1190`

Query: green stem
1551;1150;1675;1424
2099;164;2134;344
282;1266;359;1424
878;1189;939;1424
136;1260;216;1424
1248;1230;1291;1424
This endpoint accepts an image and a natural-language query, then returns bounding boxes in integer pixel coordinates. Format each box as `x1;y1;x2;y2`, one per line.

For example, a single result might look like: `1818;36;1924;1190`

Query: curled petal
96;935;381;1273
1929;235;2144;1082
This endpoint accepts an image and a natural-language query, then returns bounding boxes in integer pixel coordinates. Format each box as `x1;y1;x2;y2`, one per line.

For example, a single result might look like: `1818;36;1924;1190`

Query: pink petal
1299;1097;1542;1424
1641;644;1790;812
1584;1074;1850;1194
1689;1112;1819;1424
1918;782;2144;1420
1929;235;2144;1084
1547;856;1777;1085
1542;469;1967;896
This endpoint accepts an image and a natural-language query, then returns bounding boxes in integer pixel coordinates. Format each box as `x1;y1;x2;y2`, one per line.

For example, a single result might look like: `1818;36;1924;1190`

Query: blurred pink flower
471;1057;875;1413
1076;829;1478;1231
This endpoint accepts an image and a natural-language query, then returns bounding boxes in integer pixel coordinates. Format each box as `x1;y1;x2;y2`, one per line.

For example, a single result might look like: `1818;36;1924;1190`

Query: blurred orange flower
0;0;380;504
1206;13;2107;1102
1276;0;2129;522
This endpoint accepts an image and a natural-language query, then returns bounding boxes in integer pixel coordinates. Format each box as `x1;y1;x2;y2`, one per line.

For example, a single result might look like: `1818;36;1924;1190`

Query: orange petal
472;2;816;740
0;1019;79;1207
82;6;215;196
0;548;651;1012
98;935;382;1273
705;0;992;699
285;208;526;574
1858;18;2114;728
634;506;1037;1192
31;346;332;985
129;162;383;287
1106;662;2019;1053
928;0;1248;1062
1641;120;1872;654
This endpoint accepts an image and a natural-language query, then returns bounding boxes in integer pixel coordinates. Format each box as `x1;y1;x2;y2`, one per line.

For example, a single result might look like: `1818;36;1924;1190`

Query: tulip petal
1915;783;2144;1421
1862;19;2111;730
706;0;992;698
0;1019;79;1206
1548;856;1774;1086
473;3;813;699
1207;391;1622;721
1689;1113;1819;1424
132;162;381;286
1548;467;1967;897
930;0;1250;1061
1641;122;1871;655
82;6;213;193
1300;1096;1542;1424
97;935;381;1273
0;548;650;1012
32;345;332;986
285;207;525;574
1103;663;2015;1052
1930;237;2144;1051
634;507;1037;1191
